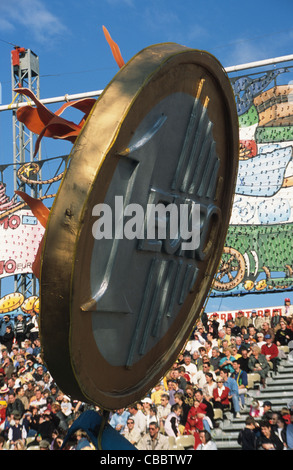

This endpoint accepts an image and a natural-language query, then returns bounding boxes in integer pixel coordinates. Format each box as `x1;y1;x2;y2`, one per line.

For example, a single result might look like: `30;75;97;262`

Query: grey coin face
40;43;239;410
88;91;220;368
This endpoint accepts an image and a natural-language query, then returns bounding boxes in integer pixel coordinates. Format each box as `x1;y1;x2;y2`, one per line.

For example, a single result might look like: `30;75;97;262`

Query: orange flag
103;26;125;69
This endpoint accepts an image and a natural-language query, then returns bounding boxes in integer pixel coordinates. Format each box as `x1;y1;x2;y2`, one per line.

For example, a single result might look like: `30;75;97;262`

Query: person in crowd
249;310;258;328
202;372;217;404
137;422;170;450
235;311;249;329
166;379;183;405
184;402;205;449
0;316;14;345
156;393;171;433
7;412;27;448
173;392;190;428
164;403;182;438
261;334;279;373
237;347;251;374
274;319;293;346
209;347;222;374
182;352;198;385
256;332;266;348
259;419;283;450
212;377;230;412
194;362;215;389
128;403;147;436
274;415;288;448
185;330;205;356
248;345;270;388
260;322;275;342
231;360;248;409
249;400;264;419
237;416;260;450
219;347;236;373
6;392;25;419
109;408;130;434
1;326;14;353
286;411;293;449
196;429;218;450
282;298;293;317
122;416;141;447
219;368;241;418
14;314;27;345
271;309;282;332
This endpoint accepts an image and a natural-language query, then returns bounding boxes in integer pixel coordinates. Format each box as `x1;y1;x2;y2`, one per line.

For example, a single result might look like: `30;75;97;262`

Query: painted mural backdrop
212;63;293;296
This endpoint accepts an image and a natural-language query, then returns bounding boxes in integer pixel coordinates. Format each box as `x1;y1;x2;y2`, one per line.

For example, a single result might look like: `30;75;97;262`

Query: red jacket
261;343;279;359
0;407;6;425
213;386;230;405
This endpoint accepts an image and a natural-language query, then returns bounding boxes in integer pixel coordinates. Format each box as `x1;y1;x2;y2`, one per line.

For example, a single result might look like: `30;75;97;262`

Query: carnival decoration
0;292;39;315
11;29;239;412
212;66;293;296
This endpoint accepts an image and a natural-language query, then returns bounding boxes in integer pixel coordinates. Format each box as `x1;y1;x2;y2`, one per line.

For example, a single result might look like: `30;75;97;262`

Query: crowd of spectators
114;298;293;450
0;298;292;450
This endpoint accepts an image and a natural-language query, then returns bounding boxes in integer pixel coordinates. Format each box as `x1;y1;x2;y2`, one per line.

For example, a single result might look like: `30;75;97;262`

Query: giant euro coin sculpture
39;43;239;410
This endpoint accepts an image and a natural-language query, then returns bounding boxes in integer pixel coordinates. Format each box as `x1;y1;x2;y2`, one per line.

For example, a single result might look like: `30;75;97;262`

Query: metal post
11;48;41;296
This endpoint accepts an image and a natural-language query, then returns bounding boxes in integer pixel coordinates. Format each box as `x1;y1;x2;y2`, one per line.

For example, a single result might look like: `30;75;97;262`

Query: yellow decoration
0;292;24;313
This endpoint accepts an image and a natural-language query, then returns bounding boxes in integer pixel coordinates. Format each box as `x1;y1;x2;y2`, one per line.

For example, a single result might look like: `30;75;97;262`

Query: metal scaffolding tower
11;47;41;296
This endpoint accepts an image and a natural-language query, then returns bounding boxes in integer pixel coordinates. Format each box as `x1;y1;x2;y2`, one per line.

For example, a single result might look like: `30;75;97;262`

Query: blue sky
0;0;292;312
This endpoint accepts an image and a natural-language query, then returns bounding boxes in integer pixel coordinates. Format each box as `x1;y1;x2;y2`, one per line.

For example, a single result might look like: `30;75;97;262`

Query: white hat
141;397;152;404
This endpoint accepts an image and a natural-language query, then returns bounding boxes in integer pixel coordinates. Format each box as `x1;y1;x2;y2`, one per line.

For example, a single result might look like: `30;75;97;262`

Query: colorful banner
0;183;44;279
207;305;283;327
211;63;293;297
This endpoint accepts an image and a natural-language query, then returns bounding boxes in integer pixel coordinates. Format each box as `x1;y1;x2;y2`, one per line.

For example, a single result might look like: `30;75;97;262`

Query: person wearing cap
249;310;258;328
262;401;273;418
261;334;279;373
235;311;249;329
254;311;266;331
282;298;293;317
209;313;220;335
263;309;273;327
185;330;205;356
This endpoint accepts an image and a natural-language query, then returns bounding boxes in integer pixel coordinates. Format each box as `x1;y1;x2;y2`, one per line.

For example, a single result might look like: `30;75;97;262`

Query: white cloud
0;0;68;43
